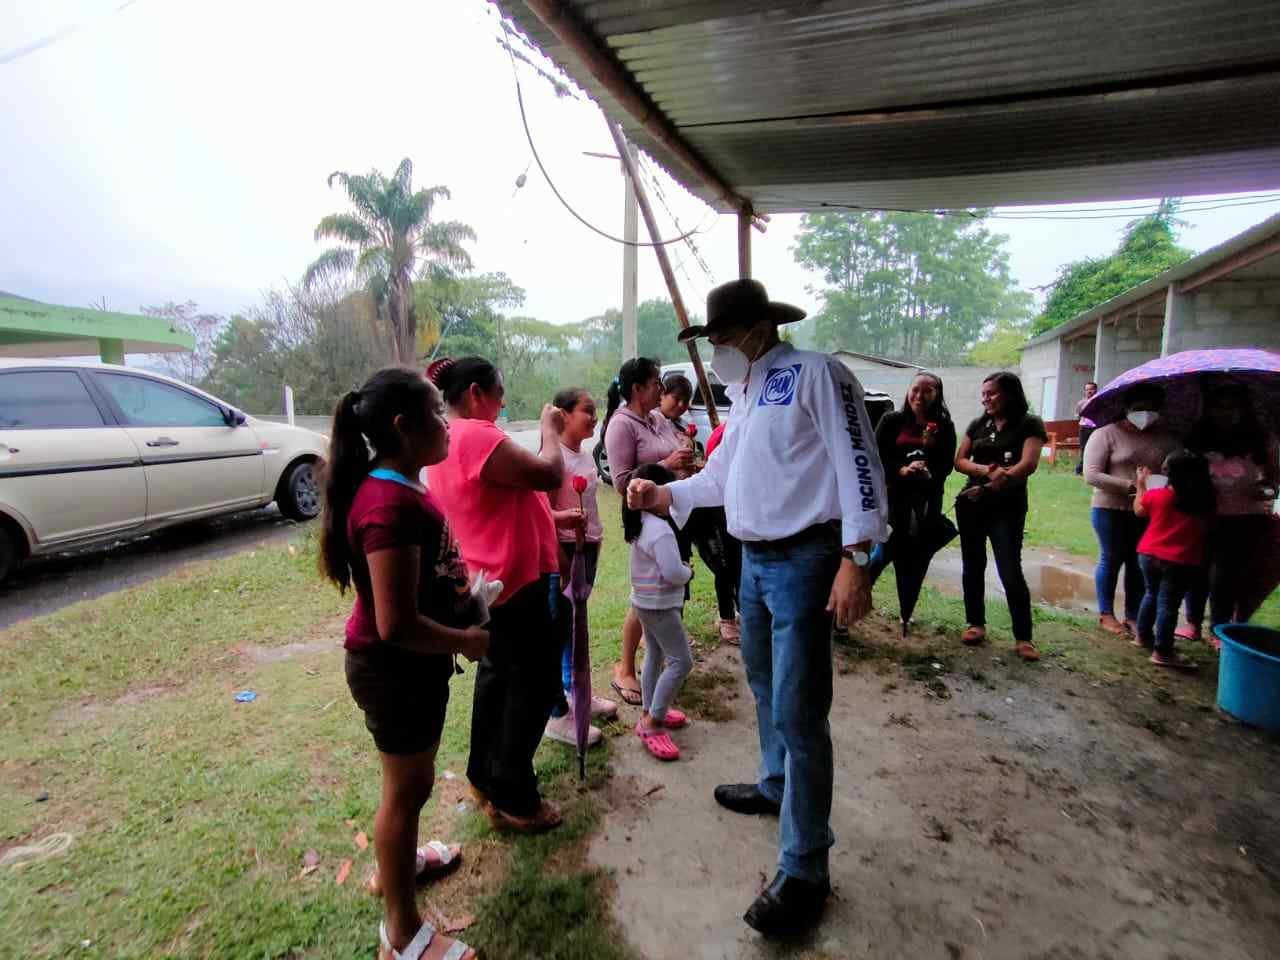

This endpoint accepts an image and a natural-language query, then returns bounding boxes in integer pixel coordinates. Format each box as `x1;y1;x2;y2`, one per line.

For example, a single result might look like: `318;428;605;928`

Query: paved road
0;427;550;629
0;508;307;629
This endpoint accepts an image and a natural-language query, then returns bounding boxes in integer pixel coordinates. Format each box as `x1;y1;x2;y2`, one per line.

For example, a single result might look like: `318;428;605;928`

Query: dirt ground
589;618;1280;960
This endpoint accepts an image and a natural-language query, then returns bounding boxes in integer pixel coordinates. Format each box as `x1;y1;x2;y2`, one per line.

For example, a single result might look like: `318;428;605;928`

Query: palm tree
303;159;475;364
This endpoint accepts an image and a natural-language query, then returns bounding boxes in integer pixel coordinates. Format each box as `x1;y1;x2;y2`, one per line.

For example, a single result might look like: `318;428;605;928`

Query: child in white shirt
623;463;694;761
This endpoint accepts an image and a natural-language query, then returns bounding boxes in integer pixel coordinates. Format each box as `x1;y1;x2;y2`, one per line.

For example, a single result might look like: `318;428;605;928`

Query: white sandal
379;920;474;960
367;840;462;896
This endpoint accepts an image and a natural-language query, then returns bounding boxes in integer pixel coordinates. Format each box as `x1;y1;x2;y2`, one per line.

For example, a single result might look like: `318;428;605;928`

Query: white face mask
710;343;750;384
1126;410;1160;431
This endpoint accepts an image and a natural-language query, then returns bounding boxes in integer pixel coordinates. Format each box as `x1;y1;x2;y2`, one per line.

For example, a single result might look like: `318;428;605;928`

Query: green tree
415;271;525;359
202;280;381;414
303;158;475;365
792;210;1029;364
141;300;225;384
1031;199;1192;336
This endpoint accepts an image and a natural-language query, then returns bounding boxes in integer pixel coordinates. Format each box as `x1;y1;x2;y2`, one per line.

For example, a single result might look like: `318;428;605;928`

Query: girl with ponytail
601;356;693;705
319;366;485;960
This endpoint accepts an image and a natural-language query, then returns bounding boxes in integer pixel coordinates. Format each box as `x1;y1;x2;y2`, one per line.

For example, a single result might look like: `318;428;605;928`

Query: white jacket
669;342;890;548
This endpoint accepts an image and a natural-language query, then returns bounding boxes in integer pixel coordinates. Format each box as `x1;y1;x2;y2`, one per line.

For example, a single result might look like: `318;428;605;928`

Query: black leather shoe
743;870;831;938
713;783;781;816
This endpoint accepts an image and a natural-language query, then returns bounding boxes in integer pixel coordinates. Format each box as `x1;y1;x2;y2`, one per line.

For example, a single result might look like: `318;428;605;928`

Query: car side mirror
224;407;247;427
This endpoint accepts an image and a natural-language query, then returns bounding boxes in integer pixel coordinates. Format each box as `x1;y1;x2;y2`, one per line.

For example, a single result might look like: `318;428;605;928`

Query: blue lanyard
369;467;425;493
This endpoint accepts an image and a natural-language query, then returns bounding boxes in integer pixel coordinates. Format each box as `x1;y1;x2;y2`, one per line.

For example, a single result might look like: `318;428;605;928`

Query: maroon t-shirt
344;475;471;651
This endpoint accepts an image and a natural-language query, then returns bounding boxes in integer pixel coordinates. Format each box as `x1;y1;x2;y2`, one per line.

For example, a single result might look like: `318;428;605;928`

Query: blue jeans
1091;507;1147;620
739;528;841;884
1138;554;1194;655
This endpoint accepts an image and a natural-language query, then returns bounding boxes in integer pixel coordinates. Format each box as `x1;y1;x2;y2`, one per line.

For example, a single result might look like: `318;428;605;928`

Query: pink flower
685;423;698;438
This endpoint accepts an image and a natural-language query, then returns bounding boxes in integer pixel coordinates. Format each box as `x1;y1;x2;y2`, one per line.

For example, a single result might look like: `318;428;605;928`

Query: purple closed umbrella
564;476;594;779
1081;348;1280;429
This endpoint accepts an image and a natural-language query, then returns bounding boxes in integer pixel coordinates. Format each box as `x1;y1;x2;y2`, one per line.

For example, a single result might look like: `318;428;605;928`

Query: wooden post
607;120;719;427
621;144;639;359
738;204;752;279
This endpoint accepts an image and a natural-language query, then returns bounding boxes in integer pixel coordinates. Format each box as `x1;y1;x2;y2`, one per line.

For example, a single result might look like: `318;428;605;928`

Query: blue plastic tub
1214;624;1280;733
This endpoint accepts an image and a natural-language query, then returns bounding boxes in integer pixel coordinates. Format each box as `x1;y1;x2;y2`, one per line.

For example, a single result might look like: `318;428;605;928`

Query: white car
0;359;327;583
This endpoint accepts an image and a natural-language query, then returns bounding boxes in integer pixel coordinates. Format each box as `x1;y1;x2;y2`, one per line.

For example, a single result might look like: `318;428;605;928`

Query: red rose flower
685;423;698;438
571;475;589;495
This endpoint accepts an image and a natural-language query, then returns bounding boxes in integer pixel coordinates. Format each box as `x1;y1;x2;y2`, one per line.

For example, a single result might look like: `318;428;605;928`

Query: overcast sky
3;0;1279;327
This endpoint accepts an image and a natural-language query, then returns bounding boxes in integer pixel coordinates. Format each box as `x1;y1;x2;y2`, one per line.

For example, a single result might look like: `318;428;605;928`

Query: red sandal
662;708;688;730
636;721;680;761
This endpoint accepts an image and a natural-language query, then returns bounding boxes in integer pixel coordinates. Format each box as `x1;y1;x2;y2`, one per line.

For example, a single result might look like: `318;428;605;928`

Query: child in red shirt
1133;451;1215;669
319;367;487;960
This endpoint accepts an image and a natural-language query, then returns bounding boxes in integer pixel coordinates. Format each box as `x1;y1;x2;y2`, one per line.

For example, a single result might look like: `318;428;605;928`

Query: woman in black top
868;372;956;636
954;371;1048;660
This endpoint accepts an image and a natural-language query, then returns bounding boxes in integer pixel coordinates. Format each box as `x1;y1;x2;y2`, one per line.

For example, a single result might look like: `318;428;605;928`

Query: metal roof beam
520;0;750;214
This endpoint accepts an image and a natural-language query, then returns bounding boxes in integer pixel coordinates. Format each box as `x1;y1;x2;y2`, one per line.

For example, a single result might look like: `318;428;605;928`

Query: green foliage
201;280;382;414
967;318;1031;366
792;210;1030;363
304;158;475;364
1031;200;1192;336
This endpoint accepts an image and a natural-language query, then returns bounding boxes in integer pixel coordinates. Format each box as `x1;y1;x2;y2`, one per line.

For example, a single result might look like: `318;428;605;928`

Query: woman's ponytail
318;366;435;591
319;390;370;591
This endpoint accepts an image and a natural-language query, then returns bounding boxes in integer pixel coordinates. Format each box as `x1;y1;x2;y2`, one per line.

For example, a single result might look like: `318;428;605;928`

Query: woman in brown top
1083;384;1182;635
600;357;694;703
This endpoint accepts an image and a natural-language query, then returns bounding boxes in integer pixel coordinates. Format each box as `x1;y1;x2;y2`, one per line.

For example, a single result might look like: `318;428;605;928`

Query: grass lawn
1;472;1275;958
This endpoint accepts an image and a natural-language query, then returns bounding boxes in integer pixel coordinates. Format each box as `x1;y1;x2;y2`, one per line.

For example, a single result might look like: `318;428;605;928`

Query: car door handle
146;437;180;448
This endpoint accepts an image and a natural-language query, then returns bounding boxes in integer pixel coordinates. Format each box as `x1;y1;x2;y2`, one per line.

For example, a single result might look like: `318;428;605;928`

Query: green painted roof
0;296;194;356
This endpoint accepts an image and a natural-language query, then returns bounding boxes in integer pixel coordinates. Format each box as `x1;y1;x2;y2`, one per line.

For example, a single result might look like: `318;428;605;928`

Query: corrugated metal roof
491;0;1280;212
1023;212;1280;348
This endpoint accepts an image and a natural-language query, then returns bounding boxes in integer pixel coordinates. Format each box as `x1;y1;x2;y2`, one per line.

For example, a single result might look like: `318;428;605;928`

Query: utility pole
621;143;639;359
608;120;719;426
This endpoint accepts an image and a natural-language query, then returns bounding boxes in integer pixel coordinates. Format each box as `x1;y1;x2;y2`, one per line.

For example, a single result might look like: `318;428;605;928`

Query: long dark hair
428;355;500;409
540;386;590;453
622;462;678;545
1165;450;1216;517
600;356;661;441
898;371;952;423
983;371;1030;422
319;367;435;591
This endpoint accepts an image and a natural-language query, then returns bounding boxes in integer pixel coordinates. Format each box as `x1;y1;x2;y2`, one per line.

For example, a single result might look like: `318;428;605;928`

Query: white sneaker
544;712;602;747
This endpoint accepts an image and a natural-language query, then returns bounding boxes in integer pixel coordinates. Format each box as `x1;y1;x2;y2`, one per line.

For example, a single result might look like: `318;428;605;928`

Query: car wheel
593;442;612;487
277;460;321;521
0;525;20;584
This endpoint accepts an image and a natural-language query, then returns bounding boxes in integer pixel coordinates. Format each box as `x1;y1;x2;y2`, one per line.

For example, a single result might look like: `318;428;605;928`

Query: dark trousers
1075;426;1094;475
466;575;561;817
683;507;741;621
1091;507;1147;620
1138;555;1195;654
1185;516;1259;627
957;500;1034;642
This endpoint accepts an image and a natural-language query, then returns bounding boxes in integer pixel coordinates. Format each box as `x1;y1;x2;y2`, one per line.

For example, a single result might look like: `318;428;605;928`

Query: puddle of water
928;548;1120;616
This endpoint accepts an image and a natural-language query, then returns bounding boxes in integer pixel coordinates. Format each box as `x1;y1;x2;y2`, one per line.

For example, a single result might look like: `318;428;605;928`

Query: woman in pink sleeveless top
426;357;565;833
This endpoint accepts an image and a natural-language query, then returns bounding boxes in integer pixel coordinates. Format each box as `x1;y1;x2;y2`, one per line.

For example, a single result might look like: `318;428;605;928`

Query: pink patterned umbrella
1080;348;1280;428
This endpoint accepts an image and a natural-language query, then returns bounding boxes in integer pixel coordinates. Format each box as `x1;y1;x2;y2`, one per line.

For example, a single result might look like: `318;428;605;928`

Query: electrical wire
754;193;1280;222
500;21;713;248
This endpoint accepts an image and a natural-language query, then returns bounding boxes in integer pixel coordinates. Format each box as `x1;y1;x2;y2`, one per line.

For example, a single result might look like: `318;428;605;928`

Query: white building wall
1019;339;1060;421
1166;280;1280;353
835;358;1010;431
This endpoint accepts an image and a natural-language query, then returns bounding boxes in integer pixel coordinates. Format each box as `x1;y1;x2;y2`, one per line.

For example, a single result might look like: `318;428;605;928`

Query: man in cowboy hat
628;278;889;938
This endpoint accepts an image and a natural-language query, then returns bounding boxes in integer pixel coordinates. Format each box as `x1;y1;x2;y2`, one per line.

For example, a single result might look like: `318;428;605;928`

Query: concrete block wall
1019;339;1060;421
836;360;1009;430
1170;281;1280;353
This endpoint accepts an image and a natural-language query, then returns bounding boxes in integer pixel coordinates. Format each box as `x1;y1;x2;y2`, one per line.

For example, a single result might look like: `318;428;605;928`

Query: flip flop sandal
961;627;986;646
367;841;461;896
379;919;475;960
635;722;680;761
661;707;688;730
1150;652;1199;671
610;678;643;706
1013;642;1041;661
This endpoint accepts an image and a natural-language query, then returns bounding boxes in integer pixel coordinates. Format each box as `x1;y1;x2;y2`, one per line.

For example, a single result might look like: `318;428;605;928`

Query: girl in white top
623;463;694;762
543;388;617;747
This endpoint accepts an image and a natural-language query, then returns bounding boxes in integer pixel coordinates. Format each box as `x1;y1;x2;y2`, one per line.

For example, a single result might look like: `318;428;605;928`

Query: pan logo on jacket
758;365;801;407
